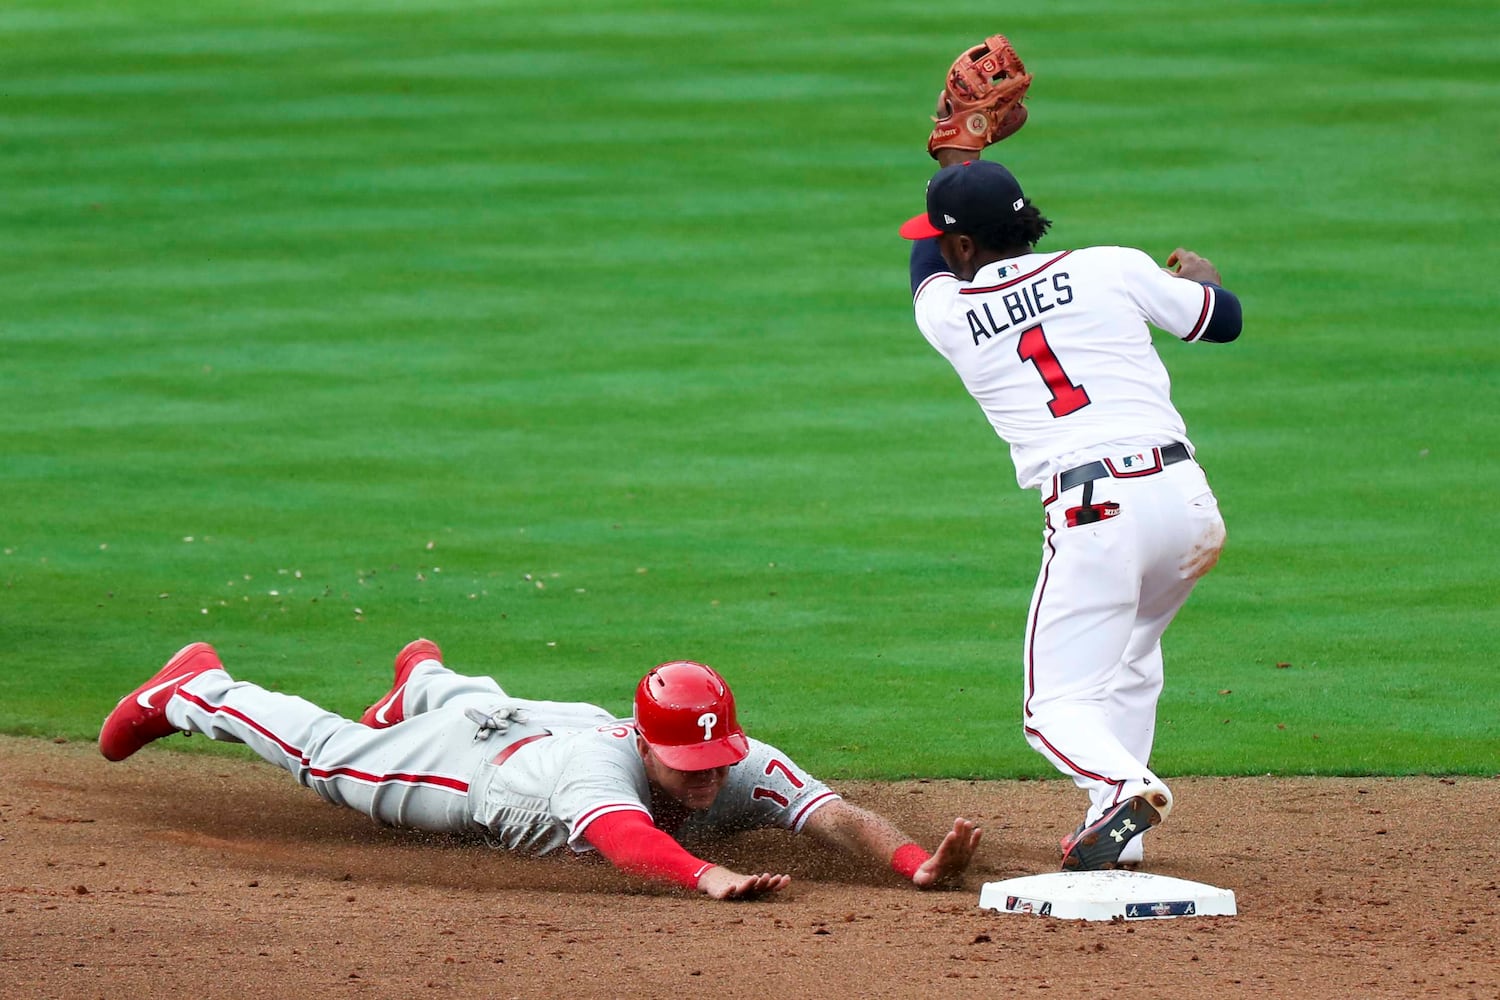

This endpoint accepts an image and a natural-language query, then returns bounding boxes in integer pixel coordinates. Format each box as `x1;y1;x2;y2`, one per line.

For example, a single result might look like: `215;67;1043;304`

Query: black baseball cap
899;159;1027;240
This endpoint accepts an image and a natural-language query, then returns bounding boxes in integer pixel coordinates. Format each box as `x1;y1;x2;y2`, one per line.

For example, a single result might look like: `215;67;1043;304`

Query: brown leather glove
927;34;1032;158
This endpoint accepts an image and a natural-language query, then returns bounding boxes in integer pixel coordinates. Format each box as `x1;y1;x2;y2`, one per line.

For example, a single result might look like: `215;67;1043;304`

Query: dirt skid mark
1181;522;1226;579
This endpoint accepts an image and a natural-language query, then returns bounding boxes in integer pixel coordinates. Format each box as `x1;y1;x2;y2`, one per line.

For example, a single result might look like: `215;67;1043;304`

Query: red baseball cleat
360;638;443;728
99;642;224;762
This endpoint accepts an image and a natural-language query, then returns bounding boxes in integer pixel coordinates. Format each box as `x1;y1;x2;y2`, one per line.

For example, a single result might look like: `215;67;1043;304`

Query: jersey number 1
1017;324;1091;418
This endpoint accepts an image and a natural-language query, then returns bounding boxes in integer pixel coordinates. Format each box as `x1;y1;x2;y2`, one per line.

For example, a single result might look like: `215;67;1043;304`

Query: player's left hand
1164;248;1224;285
698;866;792;900
912;817;982;888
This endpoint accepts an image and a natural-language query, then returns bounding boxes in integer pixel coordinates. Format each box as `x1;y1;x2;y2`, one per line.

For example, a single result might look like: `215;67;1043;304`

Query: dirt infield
2;736;1496;999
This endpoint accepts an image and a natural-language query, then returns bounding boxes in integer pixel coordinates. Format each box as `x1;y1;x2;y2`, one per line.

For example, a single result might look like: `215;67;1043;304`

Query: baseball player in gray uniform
900;152;1243;871
100;639;980;899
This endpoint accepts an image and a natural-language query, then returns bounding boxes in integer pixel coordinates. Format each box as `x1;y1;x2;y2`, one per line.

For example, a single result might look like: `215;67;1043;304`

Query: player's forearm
581;810;713;890
583;812;792;900
802;800;932;879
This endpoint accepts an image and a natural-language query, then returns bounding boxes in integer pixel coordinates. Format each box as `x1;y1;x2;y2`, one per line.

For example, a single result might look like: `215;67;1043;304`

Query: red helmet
634;660;749;771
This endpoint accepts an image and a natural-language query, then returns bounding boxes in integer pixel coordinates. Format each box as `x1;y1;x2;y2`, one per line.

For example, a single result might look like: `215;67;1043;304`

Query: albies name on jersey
963;269;1074;345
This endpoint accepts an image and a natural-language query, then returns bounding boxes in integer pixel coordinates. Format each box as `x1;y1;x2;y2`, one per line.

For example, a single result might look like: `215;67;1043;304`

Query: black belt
1058;442;1191;493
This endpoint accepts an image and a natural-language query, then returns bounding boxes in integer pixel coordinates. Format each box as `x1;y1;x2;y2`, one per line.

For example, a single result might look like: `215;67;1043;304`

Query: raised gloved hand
927;34;1032;158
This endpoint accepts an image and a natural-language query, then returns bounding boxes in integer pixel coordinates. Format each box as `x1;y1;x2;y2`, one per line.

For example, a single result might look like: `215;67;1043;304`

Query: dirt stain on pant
1181;521;1227;579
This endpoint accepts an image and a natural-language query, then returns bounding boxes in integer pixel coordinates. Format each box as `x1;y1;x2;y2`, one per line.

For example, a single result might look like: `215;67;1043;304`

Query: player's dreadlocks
969;200;1052;256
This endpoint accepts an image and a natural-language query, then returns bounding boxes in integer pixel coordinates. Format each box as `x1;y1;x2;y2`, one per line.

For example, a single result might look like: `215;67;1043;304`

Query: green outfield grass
2;0;1496;778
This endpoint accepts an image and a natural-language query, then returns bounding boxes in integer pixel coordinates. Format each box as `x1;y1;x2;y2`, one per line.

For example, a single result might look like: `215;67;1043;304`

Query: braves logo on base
1004;895;1053;916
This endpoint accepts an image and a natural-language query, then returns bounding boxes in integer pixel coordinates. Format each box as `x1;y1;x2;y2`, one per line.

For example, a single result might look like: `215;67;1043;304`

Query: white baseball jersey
906;234;1240;864
913;246;1227;490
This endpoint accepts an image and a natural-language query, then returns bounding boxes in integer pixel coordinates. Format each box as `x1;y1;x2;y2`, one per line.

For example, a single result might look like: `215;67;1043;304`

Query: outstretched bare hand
698;866;792;900
912;818;982;888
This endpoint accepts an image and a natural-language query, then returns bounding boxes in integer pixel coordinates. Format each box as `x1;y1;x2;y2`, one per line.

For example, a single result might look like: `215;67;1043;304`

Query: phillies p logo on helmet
697;712;718;741
634;661;749;771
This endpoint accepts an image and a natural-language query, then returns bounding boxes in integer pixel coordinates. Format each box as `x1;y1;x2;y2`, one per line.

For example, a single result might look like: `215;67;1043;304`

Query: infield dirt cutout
2;735;1495;999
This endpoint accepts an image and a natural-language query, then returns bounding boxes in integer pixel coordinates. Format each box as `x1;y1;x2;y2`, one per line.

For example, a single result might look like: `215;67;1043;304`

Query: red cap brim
899;212;943;240
650;732;750;771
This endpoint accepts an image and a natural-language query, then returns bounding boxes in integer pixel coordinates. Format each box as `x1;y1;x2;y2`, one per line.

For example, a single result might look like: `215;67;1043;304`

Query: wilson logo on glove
928;34;1032;158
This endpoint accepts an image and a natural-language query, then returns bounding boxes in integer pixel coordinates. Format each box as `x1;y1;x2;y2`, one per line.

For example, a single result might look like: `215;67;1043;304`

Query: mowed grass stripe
1;0;1495;775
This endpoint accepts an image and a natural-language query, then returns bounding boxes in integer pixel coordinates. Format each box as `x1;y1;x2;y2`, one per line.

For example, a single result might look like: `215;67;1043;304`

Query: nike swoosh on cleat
136;677;181;710
374;683;407;725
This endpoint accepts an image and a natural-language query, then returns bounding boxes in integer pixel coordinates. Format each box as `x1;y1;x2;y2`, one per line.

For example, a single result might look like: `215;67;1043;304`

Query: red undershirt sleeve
582;810;714;890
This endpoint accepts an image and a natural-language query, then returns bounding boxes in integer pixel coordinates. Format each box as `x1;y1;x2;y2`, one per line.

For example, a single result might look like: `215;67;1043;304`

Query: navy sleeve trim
910;238;948;297
1197;284;1242;343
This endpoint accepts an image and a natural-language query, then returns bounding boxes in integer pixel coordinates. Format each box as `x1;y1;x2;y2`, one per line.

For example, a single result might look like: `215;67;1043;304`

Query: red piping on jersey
574;801;651;836
1042;475;1060;506
179;688;304;758
790;790;840;830
959;251;1072;294
176;688;471;793
1021;513;1132;805
1022;518;1128;799
914;270;954;300
307;765;469;792
491;731;552;767
1022;514;1060;719
1024;723;1125;796
1103;448;1164;478
1184;284;1214;342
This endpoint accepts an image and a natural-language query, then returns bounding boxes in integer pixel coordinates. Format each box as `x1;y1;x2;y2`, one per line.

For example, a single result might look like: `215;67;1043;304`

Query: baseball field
2;0;1497;996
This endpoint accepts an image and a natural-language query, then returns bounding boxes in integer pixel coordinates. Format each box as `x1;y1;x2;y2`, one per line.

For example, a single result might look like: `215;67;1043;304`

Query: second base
978;870;1236;921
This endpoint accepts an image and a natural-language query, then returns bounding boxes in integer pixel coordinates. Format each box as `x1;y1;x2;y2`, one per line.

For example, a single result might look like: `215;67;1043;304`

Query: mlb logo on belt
1103;447;1165;478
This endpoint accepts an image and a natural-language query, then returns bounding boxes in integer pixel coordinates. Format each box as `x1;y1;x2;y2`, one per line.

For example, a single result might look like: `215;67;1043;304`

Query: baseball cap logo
900;160;1028;241
697;712;718;741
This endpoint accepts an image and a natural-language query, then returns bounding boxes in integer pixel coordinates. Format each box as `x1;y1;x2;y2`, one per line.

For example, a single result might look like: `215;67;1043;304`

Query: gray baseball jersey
471;723;838;855
163;662;838;856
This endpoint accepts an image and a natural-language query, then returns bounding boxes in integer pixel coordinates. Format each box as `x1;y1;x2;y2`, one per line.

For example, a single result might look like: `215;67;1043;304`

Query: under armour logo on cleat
1110;819;1138;843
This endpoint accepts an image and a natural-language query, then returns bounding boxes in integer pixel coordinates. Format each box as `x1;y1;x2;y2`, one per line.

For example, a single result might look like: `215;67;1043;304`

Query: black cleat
1060;795;1165;871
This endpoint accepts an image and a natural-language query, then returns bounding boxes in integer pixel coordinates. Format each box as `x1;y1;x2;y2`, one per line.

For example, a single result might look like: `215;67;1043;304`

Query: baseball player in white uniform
899;154;1242;870
100;639;980;898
